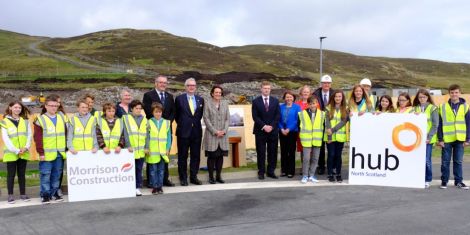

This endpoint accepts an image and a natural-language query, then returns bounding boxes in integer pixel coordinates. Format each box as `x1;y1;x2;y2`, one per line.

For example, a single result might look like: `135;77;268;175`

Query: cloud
1;0;470;63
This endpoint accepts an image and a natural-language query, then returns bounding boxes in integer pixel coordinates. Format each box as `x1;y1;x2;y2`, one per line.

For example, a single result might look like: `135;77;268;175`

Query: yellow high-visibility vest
440;102;468;143
324;108;347;142
414;105;438;144
299;110;325;147
36;113;66;161
147;119;170;164
2;117;30;162
123;115;147;159
71;115;96;151
397;106;414;113
98;117;123;149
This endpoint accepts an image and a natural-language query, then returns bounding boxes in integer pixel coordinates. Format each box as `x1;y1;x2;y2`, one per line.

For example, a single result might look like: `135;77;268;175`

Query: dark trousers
318;141;326;170
326;141;345;176
255;132;278;176
135;158;145;188
207;157;224;180
279;131;297;176
177;129;202;181
6;159;27;195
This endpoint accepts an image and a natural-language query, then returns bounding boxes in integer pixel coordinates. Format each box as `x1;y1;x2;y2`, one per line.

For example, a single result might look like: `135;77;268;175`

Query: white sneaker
136;188;142;196
425;182;430;189
309;176;319;183
301;176;308;184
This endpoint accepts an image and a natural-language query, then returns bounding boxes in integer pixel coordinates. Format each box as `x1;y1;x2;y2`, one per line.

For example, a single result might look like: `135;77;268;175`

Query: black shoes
209;178;216;184
216;177;225;184
328;175;335;182
190;178;202;185
258;174;265;180
180;180;189;186
267;173;278;179
164;180;175;187
336;175;343;183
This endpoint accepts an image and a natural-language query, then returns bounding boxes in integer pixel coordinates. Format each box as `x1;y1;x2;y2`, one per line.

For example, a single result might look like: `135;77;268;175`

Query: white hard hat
360;78;372;86
320;74;332;83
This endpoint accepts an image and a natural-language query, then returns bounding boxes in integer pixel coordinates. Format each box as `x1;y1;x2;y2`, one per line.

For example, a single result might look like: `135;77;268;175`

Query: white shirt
262;95;270;106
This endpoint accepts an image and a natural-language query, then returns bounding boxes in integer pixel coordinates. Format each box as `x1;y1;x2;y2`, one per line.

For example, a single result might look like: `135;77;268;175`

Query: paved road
0;182;469;235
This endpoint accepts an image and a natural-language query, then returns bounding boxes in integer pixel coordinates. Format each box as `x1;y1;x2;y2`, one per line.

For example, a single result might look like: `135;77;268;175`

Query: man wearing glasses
175;78;205;186
143;75;176;187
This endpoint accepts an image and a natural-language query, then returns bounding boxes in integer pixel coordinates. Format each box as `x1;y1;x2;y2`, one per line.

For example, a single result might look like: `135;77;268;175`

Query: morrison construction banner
348;113;427;188
67;151;136;202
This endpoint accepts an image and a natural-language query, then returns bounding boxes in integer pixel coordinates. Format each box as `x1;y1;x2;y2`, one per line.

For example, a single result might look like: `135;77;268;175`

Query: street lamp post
319;36;327;79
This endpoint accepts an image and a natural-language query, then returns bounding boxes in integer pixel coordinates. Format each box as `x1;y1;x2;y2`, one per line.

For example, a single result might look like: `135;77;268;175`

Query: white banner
67;151;136;202
349;113;427;188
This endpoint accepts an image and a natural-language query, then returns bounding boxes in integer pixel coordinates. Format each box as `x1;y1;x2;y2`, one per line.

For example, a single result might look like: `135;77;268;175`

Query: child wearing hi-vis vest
2;101;32;204
325;90;349;183
123;100;148;196
298;96;329;184
145;103;171;195
97;103;125;154
34;95;68;204
67;99;101;155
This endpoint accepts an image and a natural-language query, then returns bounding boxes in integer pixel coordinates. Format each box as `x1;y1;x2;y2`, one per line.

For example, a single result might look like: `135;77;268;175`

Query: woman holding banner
2;101;32;204
412;89;438;188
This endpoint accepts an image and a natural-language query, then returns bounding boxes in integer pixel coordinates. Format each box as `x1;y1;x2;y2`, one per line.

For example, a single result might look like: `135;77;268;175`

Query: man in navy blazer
142;75;176;187
175;78;205;186
252;81;281;180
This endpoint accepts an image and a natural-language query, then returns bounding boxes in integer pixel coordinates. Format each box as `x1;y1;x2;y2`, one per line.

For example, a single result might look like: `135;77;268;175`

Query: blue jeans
441;142;464;184
39;156;63;198
148;160;165;188
135;158;145;188
425;144;433;182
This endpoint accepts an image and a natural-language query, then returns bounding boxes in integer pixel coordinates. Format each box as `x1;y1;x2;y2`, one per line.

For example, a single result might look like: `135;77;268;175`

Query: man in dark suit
142;75;176;187
175;78;204;186
252;81;281;180
312;74;335;175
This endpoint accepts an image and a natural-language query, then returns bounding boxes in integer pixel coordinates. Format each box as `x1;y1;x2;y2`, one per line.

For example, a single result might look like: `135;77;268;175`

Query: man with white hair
312;74;335;175
360;78;377;110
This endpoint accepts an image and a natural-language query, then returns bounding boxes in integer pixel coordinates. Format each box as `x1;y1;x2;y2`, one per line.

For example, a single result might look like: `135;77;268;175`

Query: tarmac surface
1;163;470;235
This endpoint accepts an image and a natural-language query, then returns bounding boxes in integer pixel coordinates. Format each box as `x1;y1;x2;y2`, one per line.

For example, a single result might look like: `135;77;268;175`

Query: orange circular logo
392;122;422;152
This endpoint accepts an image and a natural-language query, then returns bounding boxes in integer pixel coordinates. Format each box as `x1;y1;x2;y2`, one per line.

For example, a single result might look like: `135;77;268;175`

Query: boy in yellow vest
67;99;100;154
2;101;32;204
98;103;125;154
299;96;329;183
34;95;68;204
145;103;171;194
437;84;470;190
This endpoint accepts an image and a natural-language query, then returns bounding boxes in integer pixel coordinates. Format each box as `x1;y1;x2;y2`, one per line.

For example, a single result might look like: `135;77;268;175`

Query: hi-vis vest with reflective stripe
2;117;30;162
299;110;325;147
440;102;468;143
147;119;170;164
37;113;66;161
123;115;147;159
397;106;414;113
369;94;377;110
324;108;347;142
349;100;371;113
98;117;123;149
414;105;438;144
93;111;103;120
71;115;96;151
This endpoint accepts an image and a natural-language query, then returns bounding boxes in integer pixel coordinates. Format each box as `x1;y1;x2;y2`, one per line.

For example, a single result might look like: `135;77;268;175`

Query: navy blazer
142;89;175;121
175;93;204;138
251;96;281;135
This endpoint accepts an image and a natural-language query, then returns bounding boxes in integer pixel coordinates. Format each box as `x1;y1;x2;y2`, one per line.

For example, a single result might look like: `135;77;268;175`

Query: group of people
1;74;469;205
1;76;231;204
252;77;469;191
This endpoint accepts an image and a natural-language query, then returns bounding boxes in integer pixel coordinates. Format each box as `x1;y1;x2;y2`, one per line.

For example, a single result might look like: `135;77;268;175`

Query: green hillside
1;28;469;90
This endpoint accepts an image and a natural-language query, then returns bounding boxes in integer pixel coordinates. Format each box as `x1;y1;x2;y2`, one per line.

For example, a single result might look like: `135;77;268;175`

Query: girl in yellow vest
396;92;414;113
375;95;396;113
144;103;171;194
34;95;67;204
298;96;328;183
412;89;438;188
98;103;125;154
123;100;148;196
325;90;349;183
348;84;373;115
67;99;99;154
2;101;32;204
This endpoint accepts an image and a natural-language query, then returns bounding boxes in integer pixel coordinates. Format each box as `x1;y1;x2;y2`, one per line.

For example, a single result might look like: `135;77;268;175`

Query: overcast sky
2;0;470;63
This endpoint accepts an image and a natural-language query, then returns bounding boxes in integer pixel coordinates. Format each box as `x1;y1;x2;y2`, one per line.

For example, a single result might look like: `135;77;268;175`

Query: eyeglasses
186;84;196;87
398;99;408;102
157;82;169;84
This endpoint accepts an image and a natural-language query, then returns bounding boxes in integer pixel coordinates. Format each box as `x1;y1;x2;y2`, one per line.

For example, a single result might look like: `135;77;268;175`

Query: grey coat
203;98;230;152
